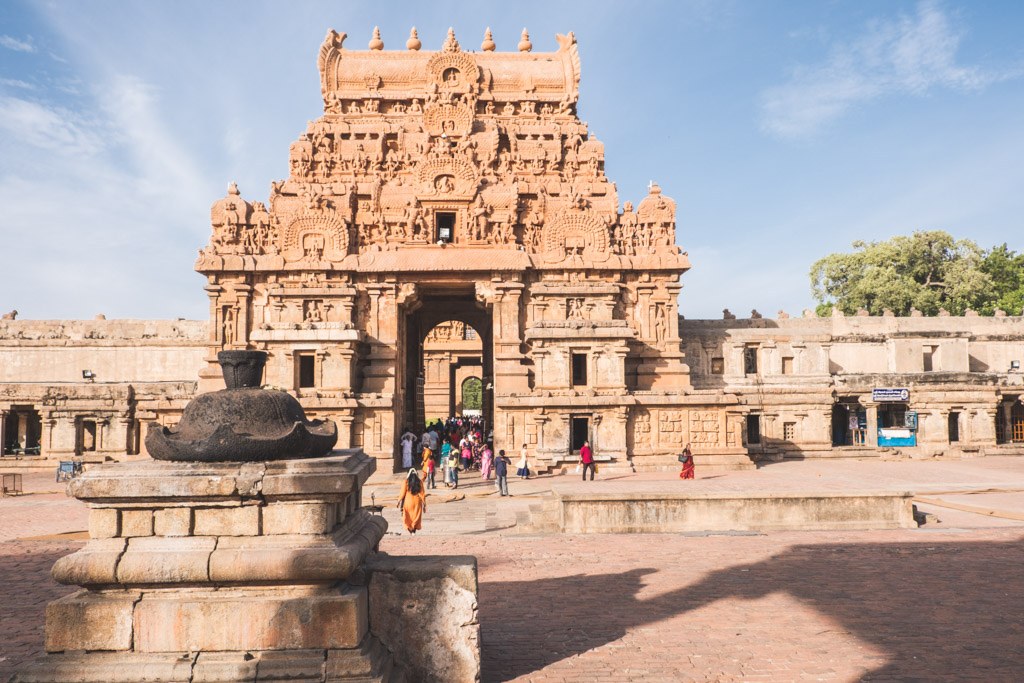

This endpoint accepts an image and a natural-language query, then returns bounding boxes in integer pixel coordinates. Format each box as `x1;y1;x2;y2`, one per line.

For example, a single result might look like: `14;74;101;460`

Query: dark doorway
831;403;849;447
948;412;960;443
3;406;42;456
1013;402;1024;443
746;414;761;445
571;417;589;453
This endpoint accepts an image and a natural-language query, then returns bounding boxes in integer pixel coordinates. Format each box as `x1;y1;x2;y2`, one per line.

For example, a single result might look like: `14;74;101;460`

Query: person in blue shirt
494;449;511;497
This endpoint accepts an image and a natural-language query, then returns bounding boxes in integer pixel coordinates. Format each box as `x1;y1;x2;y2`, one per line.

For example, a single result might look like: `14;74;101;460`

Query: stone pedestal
14;450;400;683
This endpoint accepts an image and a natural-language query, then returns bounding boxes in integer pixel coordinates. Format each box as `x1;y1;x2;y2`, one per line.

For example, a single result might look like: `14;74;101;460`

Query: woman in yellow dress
397;468;426;534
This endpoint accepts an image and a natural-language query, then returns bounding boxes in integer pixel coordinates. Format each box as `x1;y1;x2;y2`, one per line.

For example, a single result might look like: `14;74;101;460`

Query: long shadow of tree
481;538;1024;681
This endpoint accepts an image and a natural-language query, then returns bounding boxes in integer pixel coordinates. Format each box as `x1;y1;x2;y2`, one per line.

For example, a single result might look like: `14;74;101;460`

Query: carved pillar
337;412;355;449
235;283;253;348
0;409;7;455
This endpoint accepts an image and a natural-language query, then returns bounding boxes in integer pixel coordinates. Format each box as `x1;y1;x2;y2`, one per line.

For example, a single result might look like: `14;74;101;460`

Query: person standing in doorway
580;441;595;481
495;449;511;496
400;427;416;470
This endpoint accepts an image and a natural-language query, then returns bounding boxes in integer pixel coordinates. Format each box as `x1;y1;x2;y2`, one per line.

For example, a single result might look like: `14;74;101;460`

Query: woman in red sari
679;443;695;480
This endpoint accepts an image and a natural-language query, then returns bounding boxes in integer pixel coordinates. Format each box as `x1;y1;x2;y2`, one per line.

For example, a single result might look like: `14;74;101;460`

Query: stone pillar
0;409;7;455
15;452;395;682
866;405;879;447
17;412;28;450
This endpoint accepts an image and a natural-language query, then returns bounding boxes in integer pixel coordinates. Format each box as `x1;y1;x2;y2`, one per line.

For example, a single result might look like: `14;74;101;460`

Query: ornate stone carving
281;212;351;262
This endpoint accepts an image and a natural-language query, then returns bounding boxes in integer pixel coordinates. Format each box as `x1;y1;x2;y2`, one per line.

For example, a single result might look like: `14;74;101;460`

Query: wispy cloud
0;78;35;90
0;96;105;155
760;1;1012;138
0;34;35;53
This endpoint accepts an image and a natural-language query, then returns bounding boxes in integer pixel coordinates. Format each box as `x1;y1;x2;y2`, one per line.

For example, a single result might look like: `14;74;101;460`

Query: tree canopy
810;231;1024;317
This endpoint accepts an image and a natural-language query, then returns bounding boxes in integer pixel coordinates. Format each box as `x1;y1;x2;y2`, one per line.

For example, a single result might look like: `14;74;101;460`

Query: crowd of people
395;417;699;534
397;416;536;533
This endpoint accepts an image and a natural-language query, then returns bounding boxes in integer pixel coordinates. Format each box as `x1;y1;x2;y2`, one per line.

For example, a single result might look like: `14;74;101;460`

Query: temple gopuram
2;28;1022;469
194;27;751;472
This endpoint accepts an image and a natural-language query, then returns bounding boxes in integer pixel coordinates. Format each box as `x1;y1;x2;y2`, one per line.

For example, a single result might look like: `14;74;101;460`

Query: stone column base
13;634;401;682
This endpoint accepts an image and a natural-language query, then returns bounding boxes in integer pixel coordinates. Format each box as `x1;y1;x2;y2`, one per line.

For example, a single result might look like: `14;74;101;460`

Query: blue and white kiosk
873;388;917;447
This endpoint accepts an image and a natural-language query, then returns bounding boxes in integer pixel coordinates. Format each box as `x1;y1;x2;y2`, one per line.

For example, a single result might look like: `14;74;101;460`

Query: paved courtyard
2;457;1023;681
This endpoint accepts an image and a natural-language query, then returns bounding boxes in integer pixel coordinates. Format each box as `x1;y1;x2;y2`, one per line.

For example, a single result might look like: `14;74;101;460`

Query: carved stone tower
196;27;751;472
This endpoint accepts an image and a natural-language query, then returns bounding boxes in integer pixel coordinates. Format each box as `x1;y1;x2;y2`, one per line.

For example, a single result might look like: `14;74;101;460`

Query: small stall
873;388;917;447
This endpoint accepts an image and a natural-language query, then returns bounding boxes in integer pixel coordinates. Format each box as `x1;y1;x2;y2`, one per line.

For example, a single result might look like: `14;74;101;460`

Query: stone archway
397;287;493;470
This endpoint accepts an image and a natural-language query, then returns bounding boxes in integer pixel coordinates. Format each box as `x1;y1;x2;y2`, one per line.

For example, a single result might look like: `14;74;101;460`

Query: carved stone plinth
14;450;402;683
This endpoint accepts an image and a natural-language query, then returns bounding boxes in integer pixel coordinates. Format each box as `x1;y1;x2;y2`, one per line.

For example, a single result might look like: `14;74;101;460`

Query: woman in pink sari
480;443;494;480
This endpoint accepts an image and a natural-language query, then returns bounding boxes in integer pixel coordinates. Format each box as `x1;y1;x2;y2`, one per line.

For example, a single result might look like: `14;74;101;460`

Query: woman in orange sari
397;468;426;534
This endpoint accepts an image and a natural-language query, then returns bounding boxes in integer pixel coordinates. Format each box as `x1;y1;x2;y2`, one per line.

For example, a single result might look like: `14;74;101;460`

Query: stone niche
14;450;480;682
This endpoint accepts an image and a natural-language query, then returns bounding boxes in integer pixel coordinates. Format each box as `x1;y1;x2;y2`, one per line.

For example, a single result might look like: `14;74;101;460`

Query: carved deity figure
654;304;667;342
470;198;490;240
305;300;324;323
567;298;584;320
222;307;236;346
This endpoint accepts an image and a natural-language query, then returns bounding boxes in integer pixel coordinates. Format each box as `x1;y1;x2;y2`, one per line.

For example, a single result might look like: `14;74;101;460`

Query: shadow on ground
0;541;81;682
480;537;1024;681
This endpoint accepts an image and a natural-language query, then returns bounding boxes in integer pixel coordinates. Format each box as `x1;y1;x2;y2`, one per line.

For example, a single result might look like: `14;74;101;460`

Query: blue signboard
872;388;909;402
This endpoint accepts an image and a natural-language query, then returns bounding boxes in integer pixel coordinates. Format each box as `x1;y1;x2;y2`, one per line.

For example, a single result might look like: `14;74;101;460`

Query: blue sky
1;0;1022;320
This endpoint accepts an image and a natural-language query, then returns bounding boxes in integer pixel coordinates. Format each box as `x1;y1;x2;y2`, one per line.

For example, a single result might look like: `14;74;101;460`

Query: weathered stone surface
44;590;137;653
193;504;260;536
133;586;368;652
365;555;479;683
51;537;126;586
190;652;258;683
87;509;119;539
153;507;192;536
11;652;195;683
254;650;327;681
556;490;917;533
116;536;215;585
208;513;387;583
263;502;336;535
119;509;154;537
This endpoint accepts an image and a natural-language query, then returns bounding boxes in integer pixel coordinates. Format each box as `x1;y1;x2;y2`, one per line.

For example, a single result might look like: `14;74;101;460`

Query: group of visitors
397;416;537;533
396;421;699;533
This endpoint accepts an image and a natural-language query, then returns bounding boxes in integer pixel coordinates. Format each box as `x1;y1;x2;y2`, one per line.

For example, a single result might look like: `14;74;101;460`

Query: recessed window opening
571;353;588;387
436;212;455;243
744;347;758;375
297;353;316;389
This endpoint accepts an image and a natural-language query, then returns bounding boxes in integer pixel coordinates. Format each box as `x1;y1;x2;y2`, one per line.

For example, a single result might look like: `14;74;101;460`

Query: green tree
809;230;1021;316
461;377;482;412
979;243;1024;315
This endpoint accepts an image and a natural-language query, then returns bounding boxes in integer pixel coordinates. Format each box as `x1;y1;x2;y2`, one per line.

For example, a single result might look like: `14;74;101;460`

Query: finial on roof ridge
481;27;496;52
443;27;460;52
369;26;384;51
518;28;532;52
227;182;240;196
406;27;421;51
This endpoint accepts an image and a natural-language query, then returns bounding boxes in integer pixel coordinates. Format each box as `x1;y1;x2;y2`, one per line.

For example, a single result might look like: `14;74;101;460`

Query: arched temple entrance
398;286;492;469
419;320;484;422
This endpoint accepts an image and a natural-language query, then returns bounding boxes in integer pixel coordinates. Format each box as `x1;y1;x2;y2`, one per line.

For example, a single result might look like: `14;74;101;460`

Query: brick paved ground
384;528;1024;682
0;541;80;682
2;458;1023;681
